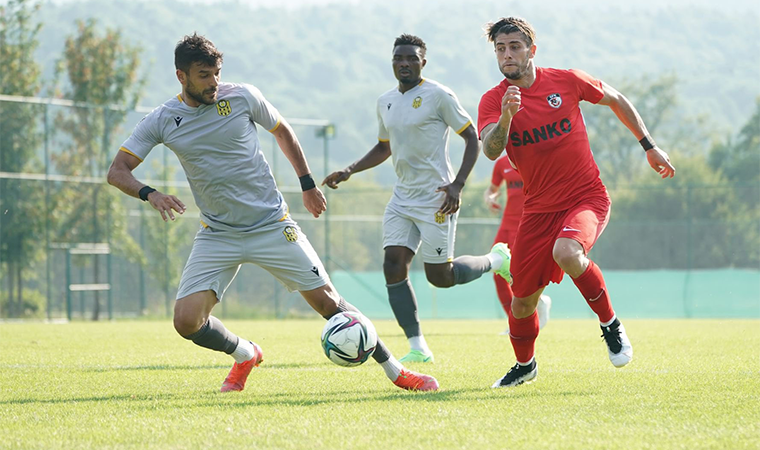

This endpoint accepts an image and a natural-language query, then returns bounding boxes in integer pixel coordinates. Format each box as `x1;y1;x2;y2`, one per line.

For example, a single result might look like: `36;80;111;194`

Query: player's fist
646;147;676;179
500;86;521;122
322;169;351;189
303;187;327;218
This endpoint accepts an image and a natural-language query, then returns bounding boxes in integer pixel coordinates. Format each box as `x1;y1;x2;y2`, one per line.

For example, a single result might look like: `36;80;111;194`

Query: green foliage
709;97;760;183
50;18;146;319
0;0;44;318
1;319;758;448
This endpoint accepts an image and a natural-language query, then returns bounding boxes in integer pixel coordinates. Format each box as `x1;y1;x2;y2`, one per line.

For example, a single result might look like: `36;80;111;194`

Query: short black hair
393;34;427;56
174;33;223;73
484;17;536;47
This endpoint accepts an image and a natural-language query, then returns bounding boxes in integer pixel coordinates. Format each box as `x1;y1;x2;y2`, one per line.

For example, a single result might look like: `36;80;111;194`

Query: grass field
1;319;758;449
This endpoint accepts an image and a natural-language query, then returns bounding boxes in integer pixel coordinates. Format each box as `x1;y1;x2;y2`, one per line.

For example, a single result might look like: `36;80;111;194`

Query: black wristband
299;174;316;191
138;186;156;201
639;135;656;151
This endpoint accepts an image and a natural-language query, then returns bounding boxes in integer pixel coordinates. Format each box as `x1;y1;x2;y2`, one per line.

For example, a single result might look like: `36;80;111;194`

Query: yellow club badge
434;211;446;224
412;96;422;109
283;226;298;242
216;99;232;116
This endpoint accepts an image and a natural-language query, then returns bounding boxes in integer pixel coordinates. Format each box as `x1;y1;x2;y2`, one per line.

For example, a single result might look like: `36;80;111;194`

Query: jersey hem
119;146;144;162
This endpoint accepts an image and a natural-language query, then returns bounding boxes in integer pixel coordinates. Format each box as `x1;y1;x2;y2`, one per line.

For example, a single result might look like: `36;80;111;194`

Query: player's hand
147;191;186;222
436;181;464;215
484;188;501;213
500;86;522;122
303;186;327;218
321;169;351;189
646;147;676;179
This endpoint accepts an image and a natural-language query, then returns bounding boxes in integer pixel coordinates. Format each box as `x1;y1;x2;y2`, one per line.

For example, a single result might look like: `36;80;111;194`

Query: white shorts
382;200;457;264
176;217;330;300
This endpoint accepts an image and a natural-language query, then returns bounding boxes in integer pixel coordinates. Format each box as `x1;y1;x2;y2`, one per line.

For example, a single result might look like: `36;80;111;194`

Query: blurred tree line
0;0;758;318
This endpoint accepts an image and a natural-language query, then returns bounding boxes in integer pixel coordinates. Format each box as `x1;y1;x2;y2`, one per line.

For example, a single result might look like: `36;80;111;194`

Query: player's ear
176;69;186;85
421;58;427;69
529;44;537;59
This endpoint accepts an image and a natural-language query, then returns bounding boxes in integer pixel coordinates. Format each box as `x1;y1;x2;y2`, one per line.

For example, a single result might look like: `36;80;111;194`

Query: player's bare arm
107;151;186;222
482;86;521;160
271;118;327;218
321;140;391;189
597;81;676;178
437;125;479;215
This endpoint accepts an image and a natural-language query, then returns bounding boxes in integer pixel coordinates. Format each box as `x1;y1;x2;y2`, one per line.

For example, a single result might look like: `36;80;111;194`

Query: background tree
0;0;45;318
51;18;146;320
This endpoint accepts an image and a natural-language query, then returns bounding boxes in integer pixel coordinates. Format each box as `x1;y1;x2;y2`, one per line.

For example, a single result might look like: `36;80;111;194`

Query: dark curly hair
393;34;427;56
484;17;536;47
174;33;224;73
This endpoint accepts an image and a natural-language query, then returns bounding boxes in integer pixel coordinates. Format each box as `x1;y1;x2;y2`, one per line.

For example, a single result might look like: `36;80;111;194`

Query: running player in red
484;156;550;334
478;17;675;388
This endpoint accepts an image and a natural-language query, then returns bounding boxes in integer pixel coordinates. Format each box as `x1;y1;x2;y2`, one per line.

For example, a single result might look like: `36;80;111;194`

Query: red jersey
491;156;524;232
478;67;607;213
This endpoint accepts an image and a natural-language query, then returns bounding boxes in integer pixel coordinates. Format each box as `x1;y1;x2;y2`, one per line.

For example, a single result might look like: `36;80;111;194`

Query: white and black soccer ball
321;311;378;367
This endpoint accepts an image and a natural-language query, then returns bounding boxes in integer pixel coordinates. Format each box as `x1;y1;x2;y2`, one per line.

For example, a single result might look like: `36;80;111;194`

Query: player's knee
173;311;204;338
383;260;407;283
552;246;581;271
425;271;454;288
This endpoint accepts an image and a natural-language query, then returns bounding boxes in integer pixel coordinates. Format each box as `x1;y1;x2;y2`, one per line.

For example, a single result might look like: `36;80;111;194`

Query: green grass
1;319;758;449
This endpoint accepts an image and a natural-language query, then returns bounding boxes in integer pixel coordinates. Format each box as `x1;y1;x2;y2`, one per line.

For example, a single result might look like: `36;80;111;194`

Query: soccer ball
321;311;377;367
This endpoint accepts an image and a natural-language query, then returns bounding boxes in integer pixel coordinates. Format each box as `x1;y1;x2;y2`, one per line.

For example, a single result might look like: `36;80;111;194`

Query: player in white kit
323;35;511;363
107;33;438;392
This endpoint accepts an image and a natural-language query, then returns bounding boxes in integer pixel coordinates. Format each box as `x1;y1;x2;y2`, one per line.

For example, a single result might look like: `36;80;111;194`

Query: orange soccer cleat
220;342;264;393
393;369;439;392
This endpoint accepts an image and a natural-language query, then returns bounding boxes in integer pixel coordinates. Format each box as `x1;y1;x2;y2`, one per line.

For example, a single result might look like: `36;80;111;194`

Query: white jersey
119;82;288;232
377;78;472;207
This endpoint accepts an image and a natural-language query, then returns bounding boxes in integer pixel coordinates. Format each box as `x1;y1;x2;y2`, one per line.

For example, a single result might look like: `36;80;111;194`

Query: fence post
683;185;693;318
44;103;52;320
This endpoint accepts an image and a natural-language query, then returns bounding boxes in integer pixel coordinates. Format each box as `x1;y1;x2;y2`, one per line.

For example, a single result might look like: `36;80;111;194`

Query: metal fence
1;96;758;320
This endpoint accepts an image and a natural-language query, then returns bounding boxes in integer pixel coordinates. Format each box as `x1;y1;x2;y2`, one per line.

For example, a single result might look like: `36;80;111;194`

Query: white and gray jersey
377;78;472;207
120;82;287;232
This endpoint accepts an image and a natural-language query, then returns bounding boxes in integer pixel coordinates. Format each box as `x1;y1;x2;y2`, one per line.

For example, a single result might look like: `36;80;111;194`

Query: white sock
601;315;617;327
486;252;502;272
380;356;403;380
408;335;431;355
230;339;255;364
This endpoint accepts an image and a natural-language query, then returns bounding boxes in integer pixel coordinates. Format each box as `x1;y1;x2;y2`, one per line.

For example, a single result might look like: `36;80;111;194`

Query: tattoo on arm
484;125;508;159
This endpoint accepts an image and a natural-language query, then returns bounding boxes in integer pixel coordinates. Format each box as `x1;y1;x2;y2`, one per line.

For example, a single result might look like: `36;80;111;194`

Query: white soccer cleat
537;295;551;330
601;318;633;367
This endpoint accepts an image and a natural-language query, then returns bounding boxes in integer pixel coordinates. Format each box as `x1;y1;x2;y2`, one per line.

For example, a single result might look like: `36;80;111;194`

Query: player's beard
501;59;530;81
185;80;217;105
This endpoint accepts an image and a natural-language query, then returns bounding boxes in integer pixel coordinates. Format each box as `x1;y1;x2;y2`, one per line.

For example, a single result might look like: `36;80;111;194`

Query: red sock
507;308;539;363
494;273;513;315
572;260;615;323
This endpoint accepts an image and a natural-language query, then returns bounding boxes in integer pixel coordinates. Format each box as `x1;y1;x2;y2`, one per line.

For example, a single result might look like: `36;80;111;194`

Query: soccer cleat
537;295;552;330
220;342;264;393
600;318;633;368
491;359;538;388
489;243;512;283
393;369;439;391
399;349;435;363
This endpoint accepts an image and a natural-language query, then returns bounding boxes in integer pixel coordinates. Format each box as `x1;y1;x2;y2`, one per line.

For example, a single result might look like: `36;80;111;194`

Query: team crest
283;226;298;242
434;211;446;224
412;96;422;109
547;93;562;108
216;99;232;116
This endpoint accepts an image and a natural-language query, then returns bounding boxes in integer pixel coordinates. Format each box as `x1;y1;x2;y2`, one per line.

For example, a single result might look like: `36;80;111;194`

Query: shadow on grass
82;364;230;372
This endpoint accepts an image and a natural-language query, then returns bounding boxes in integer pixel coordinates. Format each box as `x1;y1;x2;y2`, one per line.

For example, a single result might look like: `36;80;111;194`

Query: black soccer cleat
491;359;538;388
601;318;633;367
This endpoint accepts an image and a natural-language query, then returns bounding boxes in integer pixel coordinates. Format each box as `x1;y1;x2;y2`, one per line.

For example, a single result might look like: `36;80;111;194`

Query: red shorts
510;194;611;298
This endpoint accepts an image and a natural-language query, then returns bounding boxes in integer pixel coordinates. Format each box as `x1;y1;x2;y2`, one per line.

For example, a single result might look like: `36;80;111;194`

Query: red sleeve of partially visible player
569;69;604;104
477;89;503;138
491;156;506;186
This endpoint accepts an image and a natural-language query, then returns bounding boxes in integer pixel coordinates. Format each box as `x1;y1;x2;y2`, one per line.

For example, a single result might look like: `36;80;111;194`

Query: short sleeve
477;89;503;138
119;109;162;162
437;87;472;135
242;84;281;132
569;69;604;104
377;101;389;142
